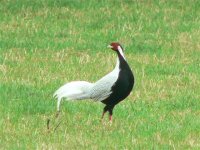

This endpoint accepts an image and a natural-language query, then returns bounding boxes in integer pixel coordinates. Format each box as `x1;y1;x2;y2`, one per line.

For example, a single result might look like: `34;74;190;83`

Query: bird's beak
107;45;113;49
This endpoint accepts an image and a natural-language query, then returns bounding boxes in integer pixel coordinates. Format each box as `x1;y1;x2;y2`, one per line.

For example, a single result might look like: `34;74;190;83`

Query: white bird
53;42;134;121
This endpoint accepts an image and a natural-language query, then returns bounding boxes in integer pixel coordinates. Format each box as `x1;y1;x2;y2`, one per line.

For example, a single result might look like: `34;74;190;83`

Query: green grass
0;0;200;149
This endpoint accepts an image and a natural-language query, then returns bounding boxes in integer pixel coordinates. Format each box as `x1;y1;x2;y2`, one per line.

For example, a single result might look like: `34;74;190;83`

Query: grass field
0;0;200;149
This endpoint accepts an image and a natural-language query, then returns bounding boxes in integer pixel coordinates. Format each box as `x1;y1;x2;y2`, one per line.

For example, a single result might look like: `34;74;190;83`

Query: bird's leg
109;114;112;122
101;111;105;119
101;106;108;121
108;108;113;122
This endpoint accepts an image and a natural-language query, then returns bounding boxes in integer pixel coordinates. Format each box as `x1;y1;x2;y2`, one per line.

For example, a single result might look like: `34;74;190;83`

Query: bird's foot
109;115;113;124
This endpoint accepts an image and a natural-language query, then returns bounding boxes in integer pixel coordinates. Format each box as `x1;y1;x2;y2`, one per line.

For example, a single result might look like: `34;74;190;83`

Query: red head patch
108;42;123;51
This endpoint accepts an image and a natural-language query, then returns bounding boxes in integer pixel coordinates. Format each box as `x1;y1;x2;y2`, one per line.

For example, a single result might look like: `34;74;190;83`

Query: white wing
90;66;120;102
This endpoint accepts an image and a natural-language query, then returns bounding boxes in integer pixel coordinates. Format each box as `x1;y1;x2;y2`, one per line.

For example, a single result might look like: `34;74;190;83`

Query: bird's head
108;42;123;51
108;42;126;59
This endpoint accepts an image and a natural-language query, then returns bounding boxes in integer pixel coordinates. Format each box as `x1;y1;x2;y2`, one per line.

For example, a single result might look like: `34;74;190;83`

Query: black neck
117;51;127;67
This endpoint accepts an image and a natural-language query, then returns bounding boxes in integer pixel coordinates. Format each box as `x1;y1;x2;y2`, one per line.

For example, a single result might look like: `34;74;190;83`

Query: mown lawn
0;0;200;149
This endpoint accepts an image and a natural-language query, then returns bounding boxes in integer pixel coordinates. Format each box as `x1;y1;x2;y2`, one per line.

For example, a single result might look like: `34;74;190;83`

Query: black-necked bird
54;42;134;121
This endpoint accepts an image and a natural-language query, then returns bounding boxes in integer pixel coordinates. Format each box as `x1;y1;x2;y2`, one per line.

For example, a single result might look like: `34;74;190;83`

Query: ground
0;0;200;149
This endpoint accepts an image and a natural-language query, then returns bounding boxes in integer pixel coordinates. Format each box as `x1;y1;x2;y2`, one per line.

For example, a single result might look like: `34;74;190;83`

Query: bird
53;42;134;121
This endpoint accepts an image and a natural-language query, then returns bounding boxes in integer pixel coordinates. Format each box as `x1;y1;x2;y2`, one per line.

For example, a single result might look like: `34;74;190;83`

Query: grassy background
0;0;200;149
